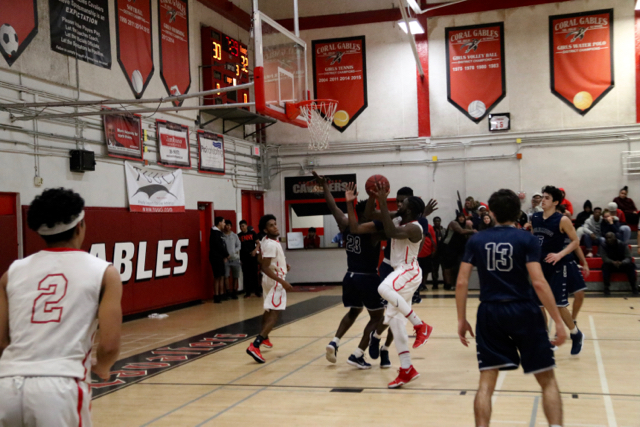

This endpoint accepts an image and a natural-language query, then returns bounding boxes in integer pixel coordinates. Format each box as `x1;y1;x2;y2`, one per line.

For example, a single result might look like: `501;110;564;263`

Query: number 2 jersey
0;248;110;380
463;226;541;302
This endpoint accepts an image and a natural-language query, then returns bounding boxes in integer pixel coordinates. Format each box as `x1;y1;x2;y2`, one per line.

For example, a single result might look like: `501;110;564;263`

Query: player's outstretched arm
0;272;9;358
527;262;567;347
312;171;349;230
374;185;421;242
345;185;380;235
94;266;123;380
424;199;438;217
455;262;475;347
260;256;293;291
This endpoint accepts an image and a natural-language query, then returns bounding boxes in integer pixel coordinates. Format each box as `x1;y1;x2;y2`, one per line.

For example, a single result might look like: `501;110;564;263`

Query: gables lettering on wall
158;0;190;106
116;0;154;98
49;0;111;68
445;22;506;123
103;109;144;161
125;162;186;213
156;120;191;168
549;9;614;116
285;174;357;201
312;36;367;132
0;0;38;66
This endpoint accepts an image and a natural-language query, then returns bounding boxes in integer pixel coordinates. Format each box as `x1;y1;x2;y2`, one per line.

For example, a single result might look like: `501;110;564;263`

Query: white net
298;100;338;150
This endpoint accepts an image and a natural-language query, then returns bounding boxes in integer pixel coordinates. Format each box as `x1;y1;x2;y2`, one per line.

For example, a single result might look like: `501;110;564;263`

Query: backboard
254;11;309;128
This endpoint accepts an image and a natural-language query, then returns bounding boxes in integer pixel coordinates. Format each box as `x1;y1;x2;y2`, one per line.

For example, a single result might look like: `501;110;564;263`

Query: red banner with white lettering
635;11;640;123
312;36;367;132
0;0;38;66
446;23;505;123
103;110;144;161
116;0;153;98
156;120;191;168
550;9;613;116
158;0;190;106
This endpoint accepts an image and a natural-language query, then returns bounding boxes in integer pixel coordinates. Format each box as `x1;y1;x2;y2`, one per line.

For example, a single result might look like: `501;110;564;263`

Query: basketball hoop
286;99;338;151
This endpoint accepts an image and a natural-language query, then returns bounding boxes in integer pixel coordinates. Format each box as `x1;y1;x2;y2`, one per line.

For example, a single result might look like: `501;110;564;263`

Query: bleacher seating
578;246;636;285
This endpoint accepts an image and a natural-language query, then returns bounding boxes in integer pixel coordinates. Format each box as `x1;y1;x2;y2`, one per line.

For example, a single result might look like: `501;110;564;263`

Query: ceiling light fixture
398;18;424;34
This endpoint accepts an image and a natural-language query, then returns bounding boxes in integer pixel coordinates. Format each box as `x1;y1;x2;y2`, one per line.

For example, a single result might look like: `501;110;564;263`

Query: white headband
37;210;85;236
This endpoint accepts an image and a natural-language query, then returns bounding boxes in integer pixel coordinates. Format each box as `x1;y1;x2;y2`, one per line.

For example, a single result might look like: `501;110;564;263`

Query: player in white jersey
370;183;433;388
246;214;293;363
0;188;123;427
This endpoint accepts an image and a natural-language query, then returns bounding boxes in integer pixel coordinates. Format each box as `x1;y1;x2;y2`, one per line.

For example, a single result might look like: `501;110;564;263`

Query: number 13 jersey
0;248;110;380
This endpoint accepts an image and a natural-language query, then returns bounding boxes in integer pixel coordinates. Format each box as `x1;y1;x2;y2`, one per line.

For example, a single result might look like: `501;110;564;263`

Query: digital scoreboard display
200;27;250;106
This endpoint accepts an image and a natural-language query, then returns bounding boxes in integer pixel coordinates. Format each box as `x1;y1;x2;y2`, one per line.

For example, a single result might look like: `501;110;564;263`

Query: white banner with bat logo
125;162;186;212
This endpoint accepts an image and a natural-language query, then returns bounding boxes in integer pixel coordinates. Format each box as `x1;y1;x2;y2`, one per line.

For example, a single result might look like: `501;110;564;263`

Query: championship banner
156;120;190;168
636;11;640;123
285;174;356;201
103;110;143;161
312;36;367;132
49;0;111;68
197;130;225;175
158;0;190;106
550;9;614;116
125;162;185;213
445;23;505;123
0;0;38;66
116;0;153;98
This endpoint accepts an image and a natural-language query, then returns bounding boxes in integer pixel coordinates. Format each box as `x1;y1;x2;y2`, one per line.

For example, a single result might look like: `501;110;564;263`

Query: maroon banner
158;0;190;106
116;0;154;98
312;36;367;132
446;23;505;123
550;9;613;116
103;110;144;161
636;11;640;124
156;120;190;168
0;0;38;66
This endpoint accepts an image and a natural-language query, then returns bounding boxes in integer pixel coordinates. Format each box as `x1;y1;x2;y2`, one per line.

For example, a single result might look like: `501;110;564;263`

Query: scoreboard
201;27;250;106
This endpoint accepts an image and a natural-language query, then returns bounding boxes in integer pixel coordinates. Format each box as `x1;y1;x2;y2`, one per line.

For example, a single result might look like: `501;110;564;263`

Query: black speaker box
70;150;96;172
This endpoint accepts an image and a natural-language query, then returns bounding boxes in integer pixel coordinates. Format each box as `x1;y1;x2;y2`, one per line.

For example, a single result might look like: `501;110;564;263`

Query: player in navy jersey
456;189;567;427
532;186;584;355
312;173;385;369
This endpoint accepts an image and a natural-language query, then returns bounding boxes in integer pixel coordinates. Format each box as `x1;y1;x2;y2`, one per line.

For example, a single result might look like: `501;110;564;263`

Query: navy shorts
566;260;587;295
342;272;384;311
378;262;393;281
476;300;555;374
536;261;569;307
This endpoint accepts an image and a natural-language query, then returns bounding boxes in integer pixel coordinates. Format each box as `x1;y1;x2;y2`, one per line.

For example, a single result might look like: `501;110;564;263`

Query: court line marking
589;315;617;427
529;396;539;427
492;370;508;407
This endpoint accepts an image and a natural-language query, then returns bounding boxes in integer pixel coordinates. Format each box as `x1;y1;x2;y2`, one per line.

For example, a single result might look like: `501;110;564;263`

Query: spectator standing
304;227;321;248
579;207;603;258
209;216;229;303
574;200;592;230
222;219;242;300
442;212;477;290
599;232;639;295
238;220;261;298
416;222;437;296
559;188;574;216
431;216;445;289
613;186;639;226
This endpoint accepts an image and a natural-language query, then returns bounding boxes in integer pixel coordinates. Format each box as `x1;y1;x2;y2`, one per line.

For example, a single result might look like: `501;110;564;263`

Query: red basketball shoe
412;322;433;349
388;365;420;389
246;343;265;363
262;338;273;348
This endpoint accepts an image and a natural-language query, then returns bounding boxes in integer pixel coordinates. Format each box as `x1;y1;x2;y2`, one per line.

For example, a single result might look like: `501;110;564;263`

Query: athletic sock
550;425;562;427
253;335;264;348
405;310;422;327
373;331;382;339
380;345;388;351
570;326;579;335
353;348;364;358
399;351;411;369
332;337;341;346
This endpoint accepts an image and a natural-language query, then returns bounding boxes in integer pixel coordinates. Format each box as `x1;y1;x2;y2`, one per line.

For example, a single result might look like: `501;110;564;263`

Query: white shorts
0;376;91;427
383;263;422;325
263;277;287;311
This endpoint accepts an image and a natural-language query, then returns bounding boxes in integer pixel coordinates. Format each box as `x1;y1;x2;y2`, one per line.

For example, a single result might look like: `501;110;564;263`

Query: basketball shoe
326;341;338;363
412;322;434;349
246;343;265;363
347;354;371;369
570;330;584;356
262;338;273;348
369;331;380;359
388;365;419;388
380;349;391;369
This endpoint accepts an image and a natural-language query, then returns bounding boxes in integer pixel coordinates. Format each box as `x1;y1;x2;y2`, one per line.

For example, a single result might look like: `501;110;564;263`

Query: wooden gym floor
91;288;640;426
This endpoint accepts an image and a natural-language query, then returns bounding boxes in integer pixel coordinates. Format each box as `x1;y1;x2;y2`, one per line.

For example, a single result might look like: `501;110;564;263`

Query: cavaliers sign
0;0;38;66
445;23;505;123
550;9;614;116
158;0;190;106
116;0;154;98
312;36;367;132
285;174;356;201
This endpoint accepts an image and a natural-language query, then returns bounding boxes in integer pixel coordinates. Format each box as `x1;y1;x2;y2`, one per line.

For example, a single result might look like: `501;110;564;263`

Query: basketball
365;174;390;196
573;91;593;110
468;100;486;119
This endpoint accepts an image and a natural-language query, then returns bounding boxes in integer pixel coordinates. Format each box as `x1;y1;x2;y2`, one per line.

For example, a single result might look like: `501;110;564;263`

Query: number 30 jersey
0;248;110;380
462;226;541;302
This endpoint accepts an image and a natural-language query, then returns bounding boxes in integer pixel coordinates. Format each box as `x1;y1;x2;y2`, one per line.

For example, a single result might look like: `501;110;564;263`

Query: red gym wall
22;207;204;316
0;193;19;275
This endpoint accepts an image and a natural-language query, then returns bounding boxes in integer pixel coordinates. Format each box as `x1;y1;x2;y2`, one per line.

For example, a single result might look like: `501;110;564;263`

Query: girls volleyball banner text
445;22;505;123
125;162;185;213
116;0;154;98
549;9;614;115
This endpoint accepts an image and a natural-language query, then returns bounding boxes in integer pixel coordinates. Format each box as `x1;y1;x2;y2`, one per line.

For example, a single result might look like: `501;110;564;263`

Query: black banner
285;174;356;201
49;0;111;68
0;0;38;66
